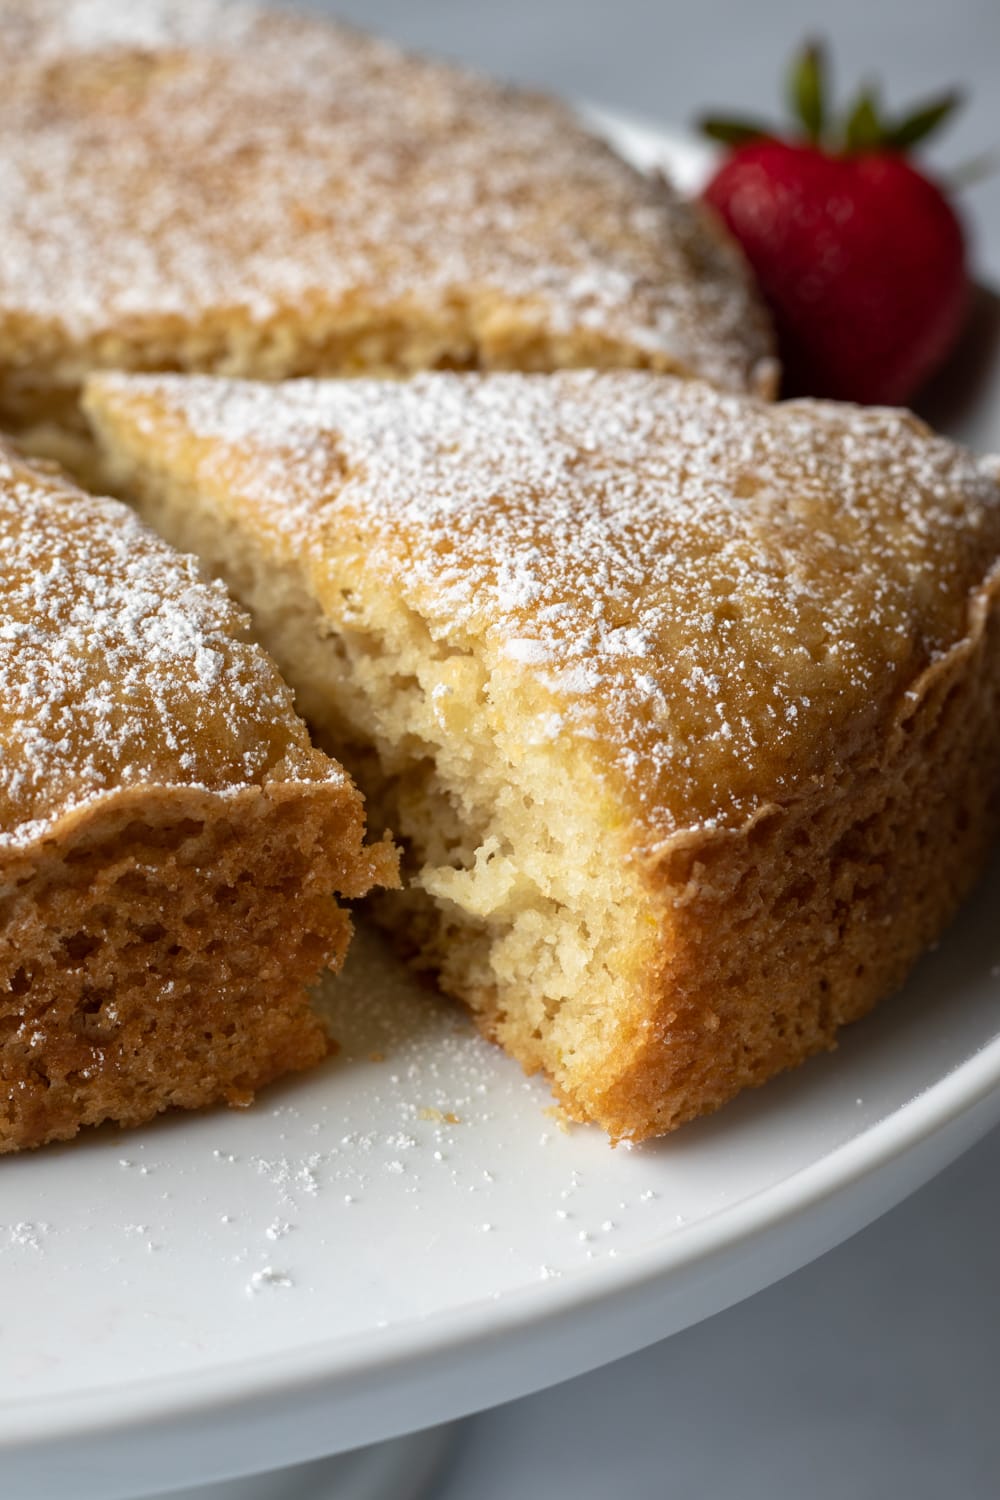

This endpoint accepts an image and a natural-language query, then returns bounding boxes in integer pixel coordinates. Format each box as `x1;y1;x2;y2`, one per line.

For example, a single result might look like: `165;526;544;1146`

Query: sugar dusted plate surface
3;122;1000;1500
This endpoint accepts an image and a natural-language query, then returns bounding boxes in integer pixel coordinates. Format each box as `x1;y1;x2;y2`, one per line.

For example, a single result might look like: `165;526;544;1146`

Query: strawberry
699;45;969;406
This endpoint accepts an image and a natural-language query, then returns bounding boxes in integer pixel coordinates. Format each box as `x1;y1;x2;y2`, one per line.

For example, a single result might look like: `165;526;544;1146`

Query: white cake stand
4;119;1000;1500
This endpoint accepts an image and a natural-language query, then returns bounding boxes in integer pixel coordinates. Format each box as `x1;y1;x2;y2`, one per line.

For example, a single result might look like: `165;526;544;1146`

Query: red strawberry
700;45;970;406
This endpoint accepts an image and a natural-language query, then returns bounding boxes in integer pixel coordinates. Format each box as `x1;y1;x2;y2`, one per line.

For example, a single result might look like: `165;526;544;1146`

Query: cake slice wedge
85;370;1000;1140
0;438;397;1152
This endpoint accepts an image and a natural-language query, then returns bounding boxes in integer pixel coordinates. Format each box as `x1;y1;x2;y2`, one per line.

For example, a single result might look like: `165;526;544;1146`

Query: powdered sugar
0;443;339;850
0;0;770;401
90;368;1000;837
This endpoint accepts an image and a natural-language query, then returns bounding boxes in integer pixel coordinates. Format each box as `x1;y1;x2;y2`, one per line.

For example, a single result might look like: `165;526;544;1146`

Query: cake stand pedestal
148;1425;455;1500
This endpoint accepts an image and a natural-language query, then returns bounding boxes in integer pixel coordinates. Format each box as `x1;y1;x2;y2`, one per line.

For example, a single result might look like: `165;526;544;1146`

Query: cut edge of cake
83;371;1000;1140
0;438;399;1152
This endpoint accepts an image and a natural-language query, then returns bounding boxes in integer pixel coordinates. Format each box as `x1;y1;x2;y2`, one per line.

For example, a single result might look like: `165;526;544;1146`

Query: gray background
290;4;1000;1495
294;0;1000;278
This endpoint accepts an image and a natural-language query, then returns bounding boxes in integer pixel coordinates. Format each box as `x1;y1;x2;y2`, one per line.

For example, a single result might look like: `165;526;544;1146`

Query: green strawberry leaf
695;43;967;167
789;41;827;143
698;116;773;147
844;87;884;151
946;148;1000;190
887;89;964;149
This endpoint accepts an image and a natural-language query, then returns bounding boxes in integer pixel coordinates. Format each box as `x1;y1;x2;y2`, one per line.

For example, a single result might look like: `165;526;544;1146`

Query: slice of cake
85;370;1000;1140
0;0;773;472
0;438;397;1152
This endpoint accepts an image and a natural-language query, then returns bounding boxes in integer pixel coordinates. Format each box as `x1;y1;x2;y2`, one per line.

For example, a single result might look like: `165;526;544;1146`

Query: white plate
3;119;1000;1500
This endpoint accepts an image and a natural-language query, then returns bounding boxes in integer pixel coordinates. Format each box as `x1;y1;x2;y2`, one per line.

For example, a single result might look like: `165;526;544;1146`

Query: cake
0;0;773;473
84;369;1000;1140
0;436;397;1152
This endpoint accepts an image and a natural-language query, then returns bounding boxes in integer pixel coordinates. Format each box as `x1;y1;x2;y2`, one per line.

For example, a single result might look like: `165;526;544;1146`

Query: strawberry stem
699;116;772;147
887;90;964;149
844;86;883;152
788;41;827;144
946;147;1000;190
696;43;964;160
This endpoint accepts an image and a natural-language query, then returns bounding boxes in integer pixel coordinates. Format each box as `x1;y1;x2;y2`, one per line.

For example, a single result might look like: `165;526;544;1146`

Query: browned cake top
0;439;344;850
0;0;771;393
85;370;1000;843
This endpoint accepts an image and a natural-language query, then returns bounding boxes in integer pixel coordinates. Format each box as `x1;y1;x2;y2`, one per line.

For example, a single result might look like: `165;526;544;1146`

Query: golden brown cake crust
0;0;773;434
83;371;1000;833
0;439;397;1152
573;592;1000;1135
84;370;1000;1139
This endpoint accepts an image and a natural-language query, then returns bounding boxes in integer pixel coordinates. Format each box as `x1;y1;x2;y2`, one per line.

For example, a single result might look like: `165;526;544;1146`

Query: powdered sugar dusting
0;0;770;401
0;442;339;849
91;369;1000;837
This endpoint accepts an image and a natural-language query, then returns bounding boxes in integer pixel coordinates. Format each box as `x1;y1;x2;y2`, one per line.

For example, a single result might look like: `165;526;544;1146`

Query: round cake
0;0;774;451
